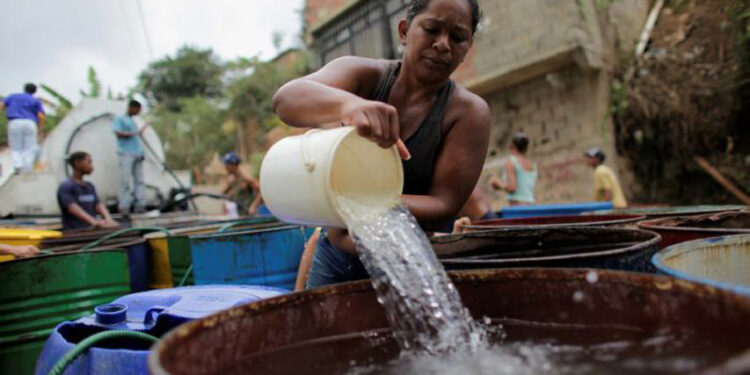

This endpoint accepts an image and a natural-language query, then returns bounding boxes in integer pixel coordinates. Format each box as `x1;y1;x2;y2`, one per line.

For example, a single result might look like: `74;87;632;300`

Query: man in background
1;83;45;172
221;152;263;217
112;100;148;215
57;151;119;230
585;147;628;208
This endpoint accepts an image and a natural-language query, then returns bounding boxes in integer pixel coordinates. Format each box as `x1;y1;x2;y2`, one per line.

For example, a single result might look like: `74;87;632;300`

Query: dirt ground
616;0;749;204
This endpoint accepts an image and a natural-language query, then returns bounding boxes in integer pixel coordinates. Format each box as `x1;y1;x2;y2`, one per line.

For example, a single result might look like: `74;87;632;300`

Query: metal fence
312;0;410;67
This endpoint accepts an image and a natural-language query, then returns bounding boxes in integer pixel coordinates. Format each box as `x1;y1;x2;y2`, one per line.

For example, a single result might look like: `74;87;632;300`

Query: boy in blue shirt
112;100;149;215
1;83;45;172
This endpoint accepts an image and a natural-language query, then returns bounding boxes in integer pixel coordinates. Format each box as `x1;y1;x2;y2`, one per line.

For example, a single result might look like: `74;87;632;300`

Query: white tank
0;99;191;216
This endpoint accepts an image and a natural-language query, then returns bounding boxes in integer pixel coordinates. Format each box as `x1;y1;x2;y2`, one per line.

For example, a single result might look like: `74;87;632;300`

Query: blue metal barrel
34;285;288;375
189;225;311;290
652;233;750;296
498;202;613;218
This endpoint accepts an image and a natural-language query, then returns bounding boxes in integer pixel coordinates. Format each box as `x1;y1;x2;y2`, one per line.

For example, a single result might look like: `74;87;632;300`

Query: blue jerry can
34;285;287;375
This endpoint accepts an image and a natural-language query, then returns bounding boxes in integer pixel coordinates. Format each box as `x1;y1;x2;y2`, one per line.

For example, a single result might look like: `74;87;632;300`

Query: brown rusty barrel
433;227;660;273
463;214;645;231
639;211;750;249
149;269;750;375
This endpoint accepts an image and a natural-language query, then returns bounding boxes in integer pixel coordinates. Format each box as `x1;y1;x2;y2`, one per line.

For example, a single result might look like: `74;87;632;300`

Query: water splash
335;196;484;354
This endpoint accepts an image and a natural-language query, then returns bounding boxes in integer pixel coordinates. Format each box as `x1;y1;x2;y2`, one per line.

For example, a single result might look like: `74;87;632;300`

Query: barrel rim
584;205;747;218
188;224;304;241
464;214;646;231
43;237;146;255
651;233;750;296
0;248;129;264
433;227;661;265
148;268;750;375
639;211;750;234
143;217;281;239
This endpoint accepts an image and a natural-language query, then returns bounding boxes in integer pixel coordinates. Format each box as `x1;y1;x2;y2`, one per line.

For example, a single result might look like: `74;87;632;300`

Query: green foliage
80;66;102;98
134;45;309;172
227;51;308;130
149;96;233;169
40;84;73;110
729;0;750;64
0;106;6;146
136;46;225;111
39;83;75;133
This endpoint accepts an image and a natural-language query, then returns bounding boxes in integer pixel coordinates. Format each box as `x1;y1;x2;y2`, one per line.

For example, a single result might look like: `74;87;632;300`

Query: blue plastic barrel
34;285;287;375
189;225;311;290
652;234;750;297
498;202;614;218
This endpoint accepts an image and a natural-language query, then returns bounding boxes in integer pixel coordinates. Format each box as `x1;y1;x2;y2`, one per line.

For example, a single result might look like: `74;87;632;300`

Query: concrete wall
481;65;616;206
455;0;649;206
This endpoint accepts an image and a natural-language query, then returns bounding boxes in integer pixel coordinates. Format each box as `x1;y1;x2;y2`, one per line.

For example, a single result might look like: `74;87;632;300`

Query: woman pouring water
273;0;489;289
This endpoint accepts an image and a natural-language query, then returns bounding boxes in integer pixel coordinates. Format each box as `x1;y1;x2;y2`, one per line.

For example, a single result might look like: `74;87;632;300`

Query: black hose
138;133;199;212
159;192;241;212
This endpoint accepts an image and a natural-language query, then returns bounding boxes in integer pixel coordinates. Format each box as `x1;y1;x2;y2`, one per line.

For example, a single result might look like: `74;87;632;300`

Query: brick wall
480;65;617;207
456;0;649;207
305;0;353;41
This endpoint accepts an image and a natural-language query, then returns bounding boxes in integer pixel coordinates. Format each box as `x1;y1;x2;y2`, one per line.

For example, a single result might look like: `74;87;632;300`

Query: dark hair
24;83;37;94
128;99;142;108
512;132;530;153
406;0;482;34
222;152;241;165
68;151;90;168
584;147;606;162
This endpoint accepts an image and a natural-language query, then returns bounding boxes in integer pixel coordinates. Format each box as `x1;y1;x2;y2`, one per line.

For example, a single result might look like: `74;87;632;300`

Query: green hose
217;217;277;233
47;330;158;375
79;227;171;251
178;264;194;287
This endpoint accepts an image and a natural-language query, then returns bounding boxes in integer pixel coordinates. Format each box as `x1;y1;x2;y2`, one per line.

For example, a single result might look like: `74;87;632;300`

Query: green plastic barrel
0;250;131;375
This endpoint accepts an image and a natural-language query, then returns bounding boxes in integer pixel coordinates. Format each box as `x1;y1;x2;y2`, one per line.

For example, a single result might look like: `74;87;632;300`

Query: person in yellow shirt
585;148;627;208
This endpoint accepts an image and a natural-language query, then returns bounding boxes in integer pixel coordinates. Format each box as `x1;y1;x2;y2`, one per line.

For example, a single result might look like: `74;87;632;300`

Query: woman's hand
340;97;411;160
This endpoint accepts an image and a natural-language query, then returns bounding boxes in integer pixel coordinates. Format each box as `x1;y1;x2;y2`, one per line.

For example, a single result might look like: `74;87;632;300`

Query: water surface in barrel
342;328;712;375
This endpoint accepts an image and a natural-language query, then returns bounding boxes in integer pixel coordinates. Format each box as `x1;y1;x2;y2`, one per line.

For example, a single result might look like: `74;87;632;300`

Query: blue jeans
118;153;145;212
305;233;369;289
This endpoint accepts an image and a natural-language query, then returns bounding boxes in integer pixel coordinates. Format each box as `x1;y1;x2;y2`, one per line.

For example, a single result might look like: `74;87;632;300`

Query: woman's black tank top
369;61;454;195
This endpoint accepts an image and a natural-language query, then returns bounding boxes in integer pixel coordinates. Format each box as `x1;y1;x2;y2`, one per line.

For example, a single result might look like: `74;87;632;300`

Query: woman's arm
273;57;409;157
273;56;381;127
504;159;517;194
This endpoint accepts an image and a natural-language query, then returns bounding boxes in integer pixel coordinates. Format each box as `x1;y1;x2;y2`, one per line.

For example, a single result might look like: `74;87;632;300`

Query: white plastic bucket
259;127;403;228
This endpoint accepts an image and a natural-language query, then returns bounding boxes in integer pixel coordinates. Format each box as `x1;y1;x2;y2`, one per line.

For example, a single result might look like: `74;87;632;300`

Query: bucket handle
301;129;322;172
